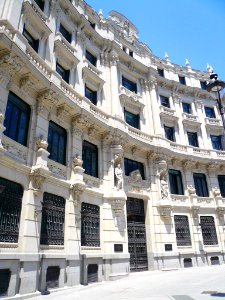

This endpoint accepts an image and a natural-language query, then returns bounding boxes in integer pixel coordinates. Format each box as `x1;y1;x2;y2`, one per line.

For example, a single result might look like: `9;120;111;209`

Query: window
200;81;207;90
89;22;96;29
23;27;39;52
46;266;60;289
81;202;100;247
160;95;170;108
157;68;164;77
82;140;98;177
4;91;30;146
179;75;186;85
164;125;175;142
34;0;44;11
40;193;65;245
200;216;218;245
47;121;67;165
0;269;11;296
205;107;215;118
122;76;137;93
169;169;184;195
187;132;199;147
85;85;97;105
124;158;145;179
129;50;133;57
174;215;191;246
124;109;140;129
193;173;209;197
182;102;191;114
0;177;23;243
211;135;223;150
56;62;70;83
86;50;97;66
218;175;225;197
59;24;71;43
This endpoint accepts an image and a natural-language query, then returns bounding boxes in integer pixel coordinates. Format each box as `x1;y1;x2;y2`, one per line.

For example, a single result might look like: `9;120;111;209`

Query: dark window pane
174;215;191;246
124;110;139;129
122;76;137;93
158;68;164;77
187;132;199;147
34;0;44;11
200;81;207;90
211;135;223;150
164;126;175;142
86;50;97;66
193;173;209;197
218;175;225;198
182;103;191;114
40;192;65;245
59;24;71;43
23;27;39;52
205;107;215;118
179;76;186;85
169;169;184;195
200;216;218;245
160;95;170;108
124;158;145;179
85;85;97;105
82;140;98;177
47;121;67;165
56;62;70;83
3;92;30;146
81;202;100;247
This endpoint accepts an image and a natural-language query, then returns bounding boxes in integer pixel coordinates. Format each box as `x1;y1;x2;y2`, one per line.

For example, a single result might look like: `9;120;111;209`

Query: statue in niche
113;154;123;190
158;161;169;199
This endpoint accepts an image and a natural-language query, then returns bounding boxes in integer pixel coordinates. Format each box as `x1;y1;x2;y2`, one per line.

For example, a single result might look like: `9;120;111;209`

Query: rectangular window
40;192;65;245
160;95;170;108
47;121;67;165
211;135;223;150
205;107;215;118
164;125;175;142
129;50;133;57
182;102;191;114
179;75;186;85
200;216;218;245
174;215;191;246
85;85;97;105
82;140;98;177
23;27;39;52
157;68;164;77
56;62;70;83
218;175;225;197
187;132;199;147
34;0;44;11
169;169;184;195
193;173;209;197
122;76;137;93
4;91;30;146
59;24;71;43
124;109;140;129
200;81;207;90
124;158;145;179
86;50;97;66
81;202;100;247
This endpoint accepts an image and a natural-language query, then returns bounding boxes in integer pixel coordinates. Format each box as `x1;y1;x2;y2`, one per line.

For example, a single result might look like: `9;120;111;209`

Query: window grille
200;216;218;245
174;215;191;246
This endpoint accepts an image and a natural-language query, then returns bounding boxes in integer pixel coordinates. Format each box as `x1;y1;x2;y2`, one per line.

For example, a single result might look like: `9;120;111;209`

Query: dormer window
59;24;71;43
86;50;97;67
122;76;137;93
34;0;44;11
179;75;186;85
23;27;39;52
157;68;164;77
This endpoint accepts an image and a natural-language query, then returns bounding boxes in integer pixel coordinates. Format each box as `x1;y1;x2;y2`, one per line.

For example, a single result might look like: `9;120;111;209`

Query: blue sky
87;0;225;80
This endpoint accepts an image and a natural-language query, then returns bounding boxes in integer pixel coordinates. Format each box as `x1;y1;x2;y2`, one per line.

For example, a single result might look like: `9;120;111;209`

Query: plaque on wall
114;244;123;252
165;244;172;251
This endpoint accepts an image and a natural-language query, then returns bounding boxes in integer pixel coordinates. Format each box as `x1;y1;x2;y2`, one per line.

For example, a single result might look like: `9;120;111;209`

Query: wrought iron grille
81;202;100;247
174;215;191;246
200;216;218;245
126;198;148;272
0;177;23;243
40;193;65;245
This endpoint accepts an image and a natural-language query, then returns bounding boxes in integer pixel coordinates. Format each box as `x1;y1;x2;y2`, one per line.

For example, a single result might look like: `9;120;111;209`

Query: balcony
159;105;178;122
54;32;79;66
170;142;187;153
191;196;215;209
82;59;104;87
170;194;190;208
119;86;144;108
127;125;153;143
216;197;225;209
182;113;201;127
205;117;223;130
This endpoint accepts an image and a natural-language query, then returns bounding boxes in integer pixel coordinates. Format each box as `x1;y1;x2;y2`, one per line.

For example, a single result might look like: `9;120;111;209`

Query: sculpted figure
115;163;123;190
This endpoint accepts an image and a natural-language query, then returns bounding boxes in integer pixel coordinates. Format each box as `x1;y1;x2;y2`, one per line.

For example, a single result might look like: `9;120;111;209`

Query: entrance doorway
126;198;148;272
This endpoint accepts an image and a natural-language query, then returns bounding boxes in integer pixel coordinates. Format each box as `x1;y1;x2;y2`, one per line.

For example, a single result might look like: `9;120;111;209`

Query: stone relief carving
212;187;221;197
187;185;196;195
113;154;123;190
158;160;169;199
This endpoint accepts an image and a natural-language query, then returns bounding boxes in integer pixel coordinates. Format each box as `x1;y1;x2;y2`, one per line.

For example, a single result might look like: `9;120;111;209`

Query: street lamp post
206;73;225;131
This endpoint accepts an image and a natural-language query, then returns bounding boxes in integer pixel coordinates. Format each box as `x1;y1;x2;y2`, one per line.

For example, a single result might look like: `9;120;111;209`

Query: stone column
109;51;120;117
148;78;162;136
172;93;185;144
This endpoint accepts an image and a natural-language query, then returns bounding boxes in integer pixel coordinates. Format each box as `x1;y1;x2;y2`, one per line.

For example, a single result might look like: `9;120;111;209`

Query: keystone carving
70;182;85;206
111;198;126;216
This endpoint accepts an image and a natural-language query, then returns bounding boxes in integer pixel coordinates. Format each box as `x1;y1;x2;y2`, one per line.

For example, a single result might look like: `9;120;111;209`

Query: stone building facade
0;0;225;297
